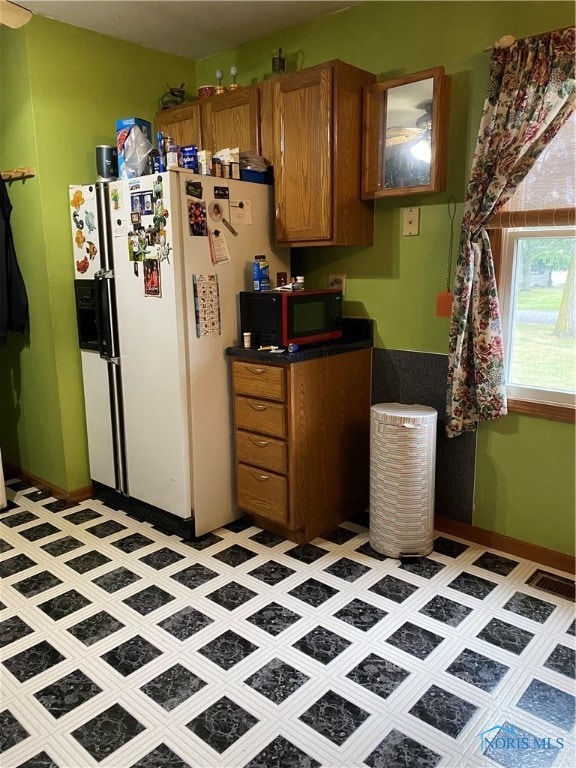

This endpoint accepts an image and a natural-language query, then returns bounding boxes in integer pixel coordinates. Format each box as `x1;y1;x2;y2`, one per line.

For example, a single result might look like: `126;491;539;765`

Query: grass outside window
511;287;575;392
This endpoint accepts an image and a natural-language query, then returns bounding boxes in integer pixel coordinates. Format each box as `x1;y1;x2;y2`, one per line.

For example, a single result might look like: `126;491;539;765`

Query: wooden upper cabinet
271;60;375;247
272;66;332;243
201;85;261;154
155;84;260;154
155;101;202;148
155;62;375;248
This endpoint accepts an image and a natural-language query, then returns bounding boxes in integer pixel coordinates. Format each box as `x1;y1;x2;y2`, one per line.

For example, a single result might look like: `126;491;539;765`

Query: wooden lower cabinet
231;348;371;543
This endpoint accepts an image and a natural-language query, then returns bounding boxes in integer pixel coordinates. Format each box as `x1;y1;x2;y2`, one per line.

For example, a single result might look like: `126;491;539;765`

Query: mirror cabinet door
362;66;450;198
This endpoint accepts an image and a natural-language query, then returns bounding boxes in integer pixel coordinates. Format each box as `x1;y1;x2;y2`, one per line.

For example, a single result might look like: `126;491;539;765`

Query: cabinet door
201;86;260;154
273;65;333;244
156;102;202;147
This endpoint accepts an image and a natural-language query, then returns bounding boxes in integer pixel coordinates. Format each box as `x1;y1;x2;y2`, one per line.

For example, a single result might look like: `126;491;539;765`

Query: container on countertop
253;254;270;291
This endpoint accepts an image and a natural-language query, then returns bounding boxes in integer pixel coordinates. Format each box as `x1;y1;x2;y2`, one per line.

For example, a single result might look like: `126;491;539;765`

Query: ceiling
19;0;358;60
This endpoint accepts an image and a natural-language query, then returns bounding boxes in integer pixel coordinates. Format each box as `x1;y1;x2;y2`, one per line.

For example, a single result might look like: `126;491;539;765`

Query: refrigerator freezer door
72;182;128;496
112;174;192;519
80;350;116;488
69;184;102;280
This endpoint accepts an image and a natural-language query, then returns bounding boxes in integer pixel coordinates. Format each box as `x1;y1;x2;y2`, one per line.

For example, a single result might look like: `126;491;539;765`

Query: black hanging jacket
0;178;29;344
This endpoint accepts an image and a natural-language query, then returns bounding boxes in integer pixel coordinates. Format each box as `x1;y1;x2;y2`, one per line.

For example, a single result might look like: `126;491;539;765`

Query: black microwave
239;288;343;347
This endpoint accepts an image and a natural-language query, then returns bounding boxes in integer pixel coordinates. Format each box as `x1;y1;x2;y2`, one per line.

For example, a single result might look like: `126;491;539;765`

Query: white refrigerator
70;170;289;537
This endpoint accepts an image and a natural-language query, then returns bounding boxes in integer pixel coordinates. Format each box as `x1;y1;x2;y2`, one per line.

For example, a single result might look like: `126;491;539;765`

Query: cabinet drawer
237;463;288;523
235;396;286;438
233;361;285;401
236;430;287;474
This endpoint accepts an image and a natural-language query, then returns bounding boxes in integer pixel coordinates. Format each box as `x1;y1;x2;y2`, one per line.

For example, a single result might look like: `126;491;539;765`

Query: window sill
507;398;575;423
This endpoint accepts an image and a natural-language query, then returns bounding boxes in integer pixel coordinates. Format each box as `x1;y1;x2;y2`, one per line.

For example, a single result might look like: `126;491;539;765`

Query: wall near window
475;416;575;557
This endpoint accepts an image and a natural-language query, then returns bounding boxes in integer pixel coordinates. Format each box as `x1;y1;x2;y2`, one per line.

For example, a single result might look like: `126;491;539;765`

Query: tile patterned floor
1;480;575;767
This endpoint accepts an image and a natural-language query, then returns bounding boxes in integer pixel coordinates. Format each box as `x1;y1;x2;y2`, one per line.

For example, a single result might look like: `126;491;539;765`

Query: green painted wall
198;1;575;555
0;27;59;483
1;4;573;555
475;416;575;556
0;17;196;490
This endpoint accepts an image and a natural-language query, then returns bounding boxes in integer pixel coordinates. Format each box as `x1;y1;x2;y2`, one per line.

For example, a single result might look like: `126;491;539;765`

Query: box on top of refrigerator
116;117;152;142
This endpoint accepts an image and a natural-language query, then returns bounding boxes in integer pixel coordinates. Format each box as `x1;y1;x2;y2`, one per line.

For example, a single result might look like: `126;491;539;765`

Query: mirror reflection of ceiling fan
0;0;32;28
386;100;433;146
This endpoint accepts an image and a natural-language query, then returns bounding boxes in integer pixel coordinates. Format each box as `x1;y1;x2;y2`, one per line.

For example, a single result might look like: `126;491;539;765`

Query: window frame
489;215;576;424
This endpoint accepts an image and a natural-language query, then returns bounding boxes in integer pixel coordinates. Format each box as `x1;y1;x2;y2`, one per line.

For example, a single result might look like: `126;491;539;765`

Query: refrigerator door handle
94;271;107;359
94;269;117;362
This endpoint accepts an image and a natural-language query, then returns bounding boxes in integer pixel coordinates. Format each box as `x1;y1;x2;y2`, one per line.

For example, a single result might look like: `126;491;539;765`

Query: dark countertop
226;317;373;363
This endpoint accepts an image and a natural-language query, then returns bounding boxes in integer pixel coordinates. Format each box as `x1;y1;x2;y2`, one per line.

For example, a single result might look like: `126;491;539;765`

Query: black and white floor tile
1;481;575;767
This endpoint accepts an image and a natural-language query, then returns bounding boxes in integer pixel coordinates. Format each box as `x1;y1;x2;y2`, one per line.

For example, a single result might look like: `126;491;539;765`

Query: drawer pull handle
249;437;269;447
248;402;267;411
251;470;270;482
247;366;266;375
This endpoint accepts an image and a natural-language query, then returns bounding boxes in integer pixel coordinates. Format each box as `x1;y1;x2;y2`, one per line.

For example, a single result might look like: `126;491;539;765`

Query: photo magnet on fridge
129;229;150;262
86;241;98;260
188;200;208;237
131;193;143;213
144;258;161;297
70;189;85;211
186;180;203;199
153;176;163;200
156;235;172;264
214;185;229;199
230;199;252;224
208;200;225;222
76;255;89;274
129;233;140;261
110;184;123;211
84;210;96;233
113;217;127;238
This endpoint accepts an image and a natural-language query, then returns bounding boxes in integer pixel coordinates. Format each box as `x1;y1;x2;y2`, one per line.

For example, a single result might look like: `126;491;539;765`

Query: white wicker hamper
369;403;437;558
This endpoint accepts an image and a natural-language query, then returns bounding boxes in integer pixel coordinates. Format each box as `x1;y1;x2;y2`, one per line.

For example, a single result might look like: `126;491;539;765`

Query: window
499;227;575;404
489;112;576;422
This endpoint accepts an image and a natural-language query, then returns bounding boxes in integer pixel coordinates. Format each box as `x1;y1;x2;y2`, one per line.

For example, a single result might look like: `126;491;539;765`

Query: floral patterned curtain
446;27;576;438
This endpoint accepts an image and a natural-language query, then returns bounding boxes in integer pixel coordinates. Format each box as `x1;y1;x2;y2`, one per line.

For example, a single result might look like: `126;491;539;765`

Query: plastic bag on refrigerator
119;125;153;178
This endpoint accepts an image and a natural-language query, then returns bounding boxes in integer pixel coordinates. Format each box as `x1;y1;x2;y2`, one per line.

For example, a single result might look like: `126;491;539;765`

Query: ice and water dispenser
74;280;99;350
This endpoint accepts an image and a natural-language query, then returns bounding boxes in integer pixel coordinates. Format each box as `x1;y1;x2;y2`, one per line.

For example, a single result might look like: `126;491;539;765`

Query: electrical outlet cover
328;273;346;296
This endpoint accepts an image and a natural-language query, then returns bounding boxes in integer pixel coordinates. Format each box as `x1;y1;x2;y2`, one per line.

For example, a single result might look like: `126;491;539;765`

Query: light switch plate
402;207;420;236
